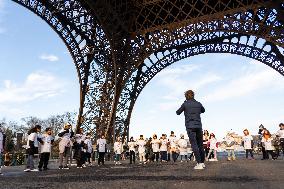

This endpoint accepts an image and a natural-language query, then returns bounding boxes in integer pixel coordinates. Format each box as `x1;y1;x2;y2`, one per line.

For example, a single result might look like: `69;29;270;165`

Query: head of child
130;136;134;141
203;130;209;136
139;135;144;140
162;134;166;139
45;127;52;135
153;134;157;139
116;136;121;142
170;131;175;136
279;123;284;130
35;125;41;133
100;134;105;139
64;123;71;130
209;133;215;139
180;134;184;139
243;129;249;136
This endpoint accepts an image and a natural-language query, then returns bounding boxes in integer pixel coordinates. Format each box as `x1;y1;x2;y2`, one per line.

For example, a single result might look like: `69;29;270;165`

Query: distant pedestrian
206;133;218;161
160;134;168;162
137;135;146;164
114;137;122;165
151;134;160;162
224;132;236;161
176;89;205;170
276;123;284;158
58;123;74;169
97;134;106;166
178;134;188;162
84;133;93;166
0;126;6;176
38;128;54;171
242;129;254;160
128;137;136;164
24;125;42;172
258;124;269;160
262;129;276;160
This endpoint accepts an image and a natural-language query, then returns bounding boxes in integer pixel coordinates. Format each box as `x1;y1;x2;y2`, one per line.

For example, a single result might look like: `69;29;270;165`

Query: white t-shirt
151;139;160;153
27;133;37;149
137;139;146;154
85;138;93;153
276;129;284;139
168;136;177;148
97;138;106;152
243;135;253;150
40;134;54;153
0;132;3;152
209;138;218;150
262;138;275;151
128;141;136;151
114;141;122;154
178;139;188;155
160;139;168;151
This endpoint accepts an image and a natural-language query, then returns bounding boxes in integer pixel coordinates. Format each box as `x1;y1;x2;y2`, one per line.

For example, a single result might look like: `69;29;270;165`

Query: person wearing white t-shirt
276;123;284;158
24;125;42;172
97;134;106;165
0;127;6;176
128;137;136;164
84;133;93;166
58;123;74;169
178;134;188;162
168;131;178;162
114;137;123;165
160;134;168;162
38;128;54;171
242;129;254;160
151;134;160;162
137;135;146;164
206;133;218;161
261;129;276;160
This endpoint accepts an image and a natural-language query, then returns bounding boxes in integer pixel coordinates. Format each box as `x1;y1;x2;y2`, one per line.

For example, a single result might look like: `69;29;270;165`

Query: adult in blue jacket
176;90;205;169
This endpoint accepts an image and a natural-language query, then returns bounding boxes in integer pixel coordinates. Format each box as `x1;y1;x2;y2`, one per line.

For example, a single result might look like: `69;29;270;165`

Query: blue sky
1;0;283;140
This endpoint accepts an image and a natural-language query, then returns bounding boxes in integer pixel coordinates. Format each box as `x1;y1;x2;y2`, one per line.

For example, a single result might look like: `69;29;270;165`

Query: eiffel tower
12;0;284;142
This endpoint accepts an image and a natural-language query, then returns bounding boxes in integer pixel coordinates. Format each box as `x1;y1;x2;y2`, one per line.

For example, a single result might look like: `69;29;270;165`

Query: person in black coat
176;89;205;170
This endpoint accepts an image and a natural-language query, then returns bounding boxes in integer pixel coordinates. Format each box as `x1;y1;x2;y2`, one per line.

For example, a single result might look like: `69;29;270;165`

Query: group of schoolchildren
1;122;283;174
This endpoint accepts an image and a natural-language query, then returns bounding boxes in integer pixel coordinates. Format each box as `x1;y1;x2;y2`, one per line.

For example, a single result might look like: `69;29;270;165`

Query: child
276;123;284;158
38;128;54;171
24;125;42;172
151;134;160;162
74;128;86;168
97;134;106;166
178;134;188;162
206;133;218;161
128;137;136;164
114;137;122;165
262;129;276;160
58;123;74;169
224;132;236;161
169;131;178;162
84;133;93;166
160;134;168;162
0;126;5;175
242;129;254;160
137;135;146;164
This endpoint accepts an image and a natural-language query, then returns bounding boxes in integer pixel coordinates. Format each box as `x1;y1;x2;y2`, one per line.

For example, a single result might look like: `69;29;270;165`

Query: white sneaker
24;168;31;172
200;163;206;168
30;169;39;172
194;163;204;170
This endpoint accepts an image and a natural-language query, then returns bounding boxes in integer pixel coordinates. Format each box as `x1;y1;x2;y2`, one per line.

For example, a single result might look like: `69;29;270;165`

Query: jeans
27;155;35;169
115;154;121;161
98;152;105;165
153;152;159;162
172;152;178;162
245;149;254;158
227;149;235;160
186;128;205;163
59;147;70;167
129;150;135;164
160;151;167;161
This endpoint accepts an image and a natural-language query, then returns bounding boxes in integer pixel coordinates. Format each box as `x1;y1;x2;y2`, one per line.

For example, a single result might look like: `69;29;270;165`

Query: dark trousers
266;150;276;159
245;149;254;158
186;128;205;164
262;146;269;159
160;151;167;161
280;139;284;156
153;152;159;162
38;152;50;169
129;150;135;164
98;152;105;165
167;153;171;161
172;152;178;162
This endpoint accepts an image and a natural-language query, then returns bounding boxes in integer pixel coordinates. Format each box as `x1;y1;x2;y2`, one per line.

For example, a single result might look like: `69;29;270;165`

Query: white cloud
202;60;284;102
0;71;66;104
39;54;59;62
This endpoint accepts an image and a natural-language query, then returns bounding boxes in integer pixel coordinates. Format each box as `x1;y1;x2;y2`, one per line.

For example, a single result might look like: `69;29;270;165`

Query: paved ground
0;158;283;189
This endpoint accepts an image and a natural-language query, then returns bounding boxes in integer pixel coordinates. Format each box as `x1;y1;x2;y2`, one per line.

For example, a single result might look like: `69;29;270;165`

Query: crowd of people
0;89;283;174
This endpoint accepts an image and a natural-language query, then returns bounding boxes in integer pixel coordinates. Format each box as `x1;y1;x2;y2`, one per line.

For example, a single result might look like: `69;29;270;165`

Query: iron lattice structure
13;0;284;142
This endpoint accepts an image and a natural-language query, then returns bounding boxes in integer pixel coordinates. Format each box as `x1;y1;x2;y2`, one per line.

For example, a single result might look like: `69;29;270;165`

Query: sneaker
200;163;206;168
76;166;83;169
82;164;86;168
24;168;31;172
59;166;63;170
213;158;218;161
38;168;43;171
30;169;39;172
63;166;70;170
193;163;204;170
